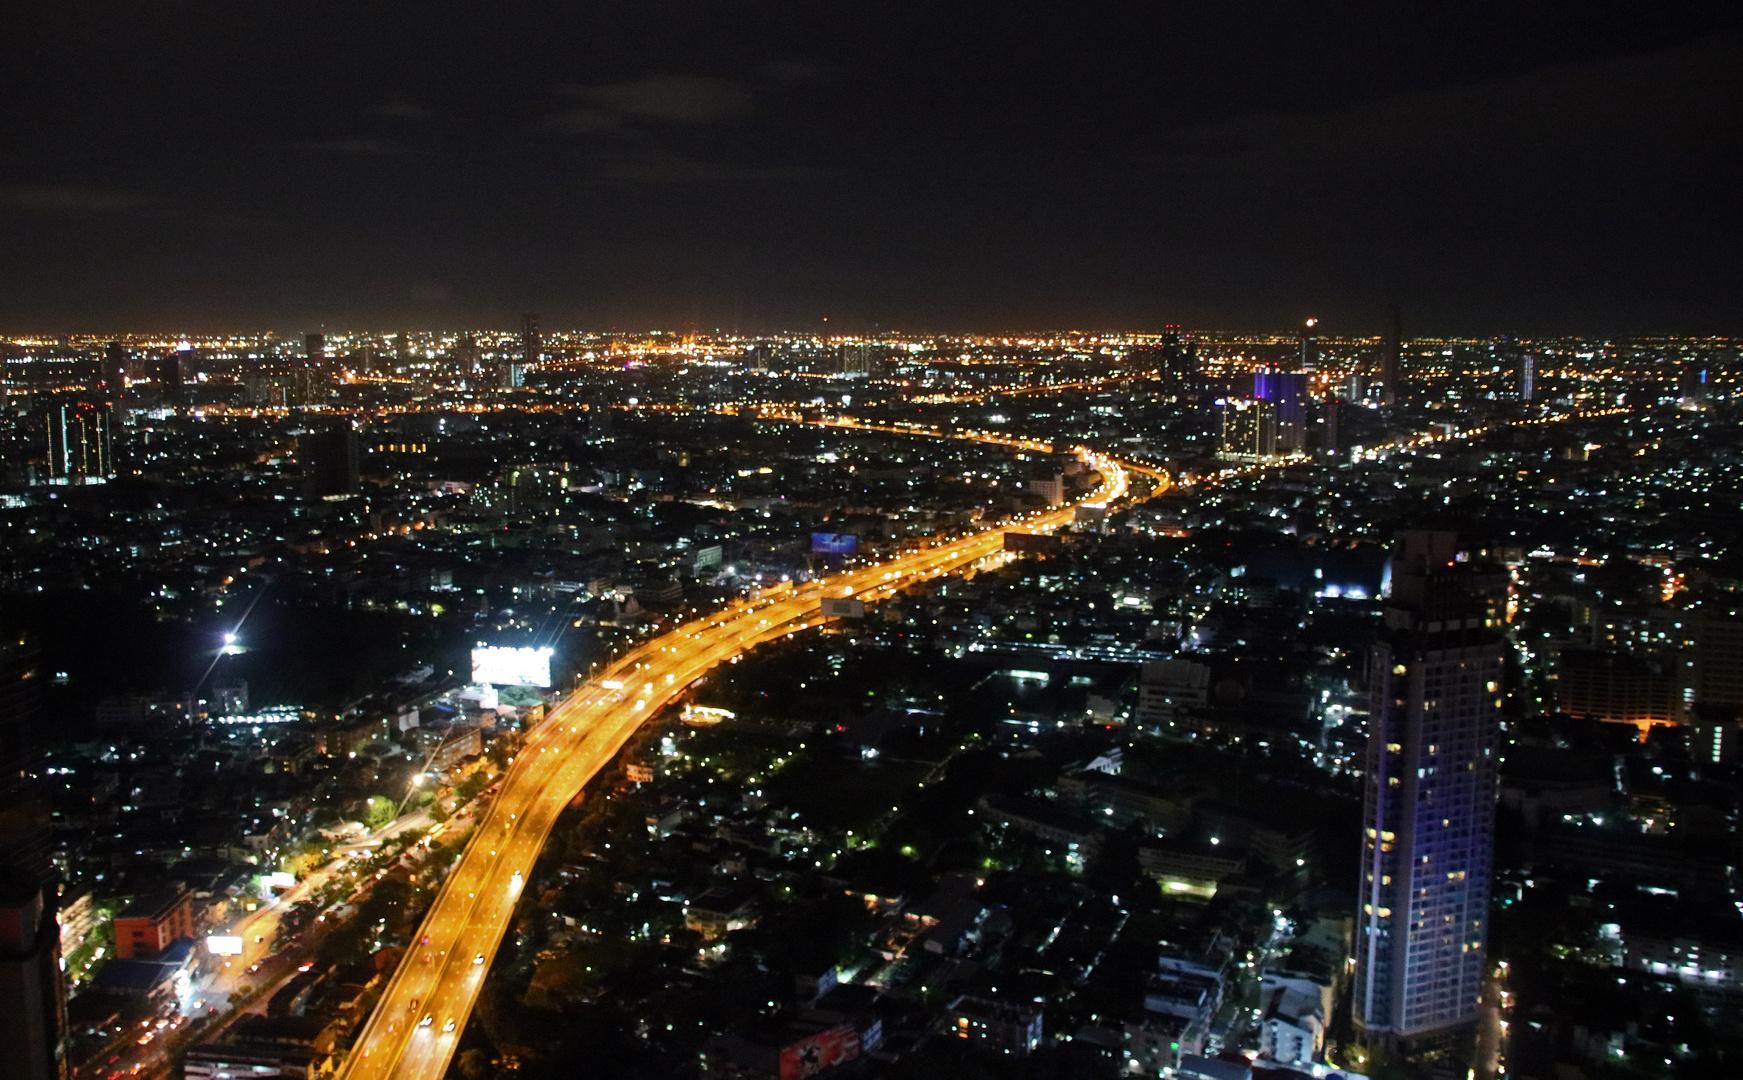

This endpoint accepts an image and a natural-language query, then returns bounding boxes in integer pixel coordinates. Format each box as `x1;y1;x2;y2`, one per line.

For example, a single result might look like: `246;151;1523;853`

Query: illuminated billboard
206;935;244;956
811;533;857;555
820;597;865;619
471;646;554;688
778;1023;860;1079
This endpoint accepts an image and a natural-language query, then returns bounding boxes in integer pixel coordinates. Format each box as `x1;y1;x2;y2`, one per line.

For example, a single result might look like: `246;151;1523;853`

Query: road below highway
337;448;1147;1080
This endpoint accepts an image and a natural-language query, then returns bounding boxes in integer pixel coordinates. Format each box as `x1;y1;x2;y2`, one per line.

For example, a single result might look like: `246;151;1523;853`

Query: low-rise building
685;884;758;941
1256;972;1331;1067
89;937;196;1009
1620;911;1743;987
112;888;195;960
1058;769;1200;835
978;794;1104;870
428;726;483;772
700;1007;876;1079
1177;1054;1252;1080
1122;1012;1191;1077
1137;839;1245;900
946;994;1043;1057
1135;658;1211;728
183;1042;329;1080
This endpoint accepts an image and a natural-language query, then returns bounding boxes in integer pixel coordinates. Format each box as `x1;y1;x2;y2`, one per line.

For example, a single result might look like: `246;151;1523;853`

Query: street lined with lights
339;444;1152;1080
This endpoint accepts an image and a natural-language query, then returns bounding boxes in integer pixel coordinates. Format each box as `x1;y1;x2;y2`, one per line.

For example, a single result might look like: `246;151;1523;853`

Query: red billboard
778;1024;860;1079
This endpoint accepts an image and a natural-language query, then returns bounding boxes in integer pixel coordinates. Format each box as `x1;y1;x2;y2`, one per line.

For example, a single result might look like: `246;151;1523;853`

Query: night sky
3;2;1740;335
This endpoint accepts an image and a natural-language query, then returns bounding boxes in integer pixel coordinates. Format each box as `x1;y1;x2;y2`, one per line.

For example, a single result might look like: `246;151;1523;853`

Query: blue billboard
811;532;857;554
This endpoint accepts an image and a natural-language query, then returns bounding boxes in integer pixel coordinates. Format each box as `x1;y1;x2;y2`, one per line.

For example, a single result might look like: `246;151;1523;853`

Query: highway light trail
334;396;1598;1080
338;447;1151;1080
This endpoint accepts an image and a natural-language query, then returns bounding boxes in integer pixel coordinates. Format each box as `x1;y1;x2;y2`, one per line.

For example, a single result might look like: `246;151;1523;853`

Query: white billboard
206;935;244;956
471;646;553;688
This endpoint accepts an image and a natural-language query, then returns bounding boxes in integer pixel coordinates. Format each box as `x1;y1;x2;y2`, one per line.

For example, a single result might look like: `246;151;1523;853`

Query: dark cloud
298;138;419;155
758;58;834;84
545;107;623;135
366;101;433;120
1163;30;1742;174
558;75;750;125
0;185;157;214
588;149;821;186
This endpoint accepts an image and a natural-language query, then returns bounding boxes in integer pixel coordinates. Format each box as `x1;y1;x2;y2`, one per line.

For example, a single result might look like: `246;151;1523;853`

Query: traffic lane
389;770;558;1078
349;806;528;1074
353;710;592;1078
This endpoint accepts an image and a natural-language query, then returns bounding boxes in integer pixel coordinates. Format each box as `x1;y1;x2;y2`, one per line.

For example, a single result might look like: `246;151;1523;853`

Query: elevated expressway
340;446;1163;1080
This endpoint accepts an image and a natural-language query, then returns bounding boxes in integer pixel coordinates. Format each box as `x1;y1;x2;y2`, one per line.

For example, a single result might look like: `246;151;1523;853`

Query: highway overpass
337;448;1154;1080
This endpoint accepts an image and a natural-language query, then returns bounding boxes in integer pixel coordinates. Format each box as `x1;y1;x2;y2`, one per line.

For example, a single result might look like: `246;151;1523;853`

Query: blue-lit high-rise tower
1354;531;1506;1056
1253;369;1309;453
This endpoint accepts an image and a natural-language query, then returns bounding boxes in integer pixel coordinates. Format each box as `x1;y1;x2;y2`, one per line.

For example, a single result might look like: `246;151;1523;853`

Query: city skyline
4;5;1741;1080
1;324;1739;1079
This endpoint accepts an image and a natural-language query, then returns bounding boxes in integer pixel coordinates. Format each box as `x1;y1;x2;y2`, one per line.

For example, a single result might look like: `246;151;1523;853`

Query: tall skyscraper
1354;531;1505;1056
836;342;874;377
1218;397;1277;461
455;332;481;375
587;399;614;442
1299;318;1318;371
287;336;329;406
0;873;66;1080
1520;355;1535;402
99;342;126;401
303;421;360;500
0;636;42;805
1380;305;1402;406
1694;611;1743;712
520;313;541;369
1156;326;1197;381
44;402;113;484
1323;398;1344;458
287;367;321;407
1253;370;1309;453
157;348;187;397
0;634;63;1080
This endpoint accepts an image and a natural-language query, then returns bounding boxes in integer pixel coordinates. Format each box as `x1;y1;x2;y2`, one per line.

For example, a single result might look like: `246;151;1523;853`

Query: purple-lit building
1354;531;1505;1055
1252;370;1309;453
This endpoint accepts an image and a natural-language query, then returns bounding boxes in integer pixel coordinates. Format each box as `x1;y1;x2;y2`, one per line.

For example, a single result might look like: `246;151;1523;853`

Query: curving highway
338;448;1154;1080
